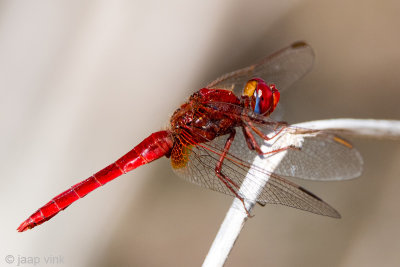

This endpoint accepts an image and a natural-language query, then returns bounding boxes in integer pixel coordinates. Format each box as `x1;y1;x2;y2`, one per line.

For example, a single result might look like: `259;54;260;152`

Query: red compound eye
243;78;280;115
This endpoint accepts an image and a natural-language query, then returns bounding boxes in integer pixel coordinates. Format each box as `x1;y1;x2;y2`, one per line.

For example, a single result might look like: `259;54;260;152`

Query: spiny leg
214;129;252;217
245;116;288;141
215;130;239;190
242;124;298;156
240;97;288;141
242;127;256;151
251;120;287;141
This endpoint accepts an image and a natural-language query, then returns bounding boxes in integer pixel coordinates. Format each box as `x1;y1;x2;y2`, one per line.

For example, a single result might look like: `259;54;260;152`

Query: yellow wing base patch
171;141;193;169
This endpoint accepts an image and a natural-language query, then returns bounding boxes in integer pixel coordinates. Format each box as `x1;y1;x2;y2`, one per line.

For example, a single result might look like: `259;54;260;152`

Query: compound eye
243;78;280;116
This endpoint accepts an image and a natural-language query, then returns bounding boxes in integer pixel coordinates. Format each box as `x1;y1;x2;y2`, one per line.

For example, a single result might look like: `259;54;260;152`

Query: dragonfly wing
256;175;340;218
206;42;315;95
171;130;340;218
249;125;363;180
199;100;363;181
201;101;363;181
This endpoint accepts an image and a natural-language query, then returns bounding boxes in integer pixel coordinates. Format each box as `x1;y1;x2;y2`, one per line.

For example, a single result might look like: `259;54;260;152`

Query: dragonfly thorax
169;88;244;144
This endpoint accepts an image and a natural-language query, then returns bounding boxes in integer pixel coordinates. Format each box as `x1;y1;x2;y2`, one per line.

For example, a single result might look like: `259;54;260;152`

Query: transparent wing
206;41;315;95
245;125;363;180
171;121;362;217
202;101;363;181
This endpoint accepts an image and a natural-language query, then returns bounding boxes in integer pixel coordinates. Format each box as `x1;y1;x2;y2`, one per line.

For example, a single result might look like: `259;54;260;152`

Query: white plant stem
202;118;400;267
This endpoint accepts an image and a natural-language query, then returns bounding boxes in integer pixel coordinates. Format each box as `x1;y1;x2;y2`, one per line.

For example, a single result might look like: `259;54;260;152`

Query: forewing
206;42;315;95
200;101;363;181
249;125;364;180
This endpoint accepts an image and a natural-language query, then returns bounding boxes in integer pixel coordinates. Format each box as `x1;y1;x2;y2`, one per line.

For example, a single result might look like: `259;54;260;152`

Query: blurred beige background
2;0;400;266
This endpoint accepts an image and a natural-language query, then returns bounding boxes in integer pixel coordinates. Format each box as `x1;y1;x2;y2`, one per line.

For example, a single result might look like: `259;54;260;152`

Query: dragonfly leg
248;119;288;141
241;127;256;150
240;101;288;141
214;130;239;189
242;124;299;156
214;129;252;217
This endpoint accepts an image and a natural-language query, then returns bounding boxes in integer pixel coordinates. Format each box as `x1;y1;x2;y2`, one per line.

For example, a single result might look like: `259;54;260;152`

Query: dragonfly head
242;78;280;116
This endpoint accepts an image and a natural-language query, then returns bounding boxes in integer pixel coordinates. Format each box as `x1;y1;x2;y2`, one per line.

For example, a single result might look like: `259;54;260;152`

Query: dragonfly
18;41;363;232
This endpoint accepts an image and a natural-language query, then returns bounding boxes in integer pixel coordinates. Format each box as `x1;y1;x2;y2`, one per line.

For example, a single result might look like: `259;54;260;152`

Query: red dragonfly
18;42;362;232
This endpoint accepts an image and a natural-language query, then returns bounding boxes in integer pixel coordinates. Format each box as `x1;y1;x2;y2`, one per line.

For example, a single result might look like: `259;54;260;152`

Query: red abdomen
18;131;173;232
